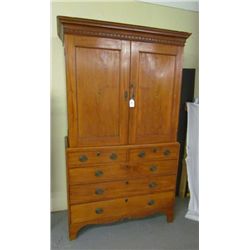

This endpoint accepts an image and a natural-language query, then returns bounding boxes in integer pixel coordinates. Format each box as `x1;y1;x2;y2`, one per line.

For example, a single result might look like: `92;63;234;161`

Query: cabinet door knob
138;151;145;158
148;182;157;188
95;188;104;195
95;170;103;177
110;153;118;160
148;200;155;206
79;155;88;162
149;165;157;172
96;151;101;157
95;208;104;214
163;149;171;156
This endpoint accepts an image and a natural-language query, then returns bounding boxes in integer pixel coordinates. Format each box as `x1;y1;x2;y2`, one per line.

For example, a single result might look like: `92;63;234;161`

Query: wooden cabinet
57;16;190;240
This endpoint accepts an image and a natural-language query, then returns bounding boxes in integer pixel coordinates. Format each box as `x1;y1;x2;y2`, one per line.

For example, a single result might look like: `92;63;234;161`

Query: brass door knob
95;170;103;177
110;153;118;160
149;165;157;172
148;182;157;188
163;149;171;156
95;188;104;195
79;155;88;162
95;208;104;214
148;200;155;206
138;151;146;158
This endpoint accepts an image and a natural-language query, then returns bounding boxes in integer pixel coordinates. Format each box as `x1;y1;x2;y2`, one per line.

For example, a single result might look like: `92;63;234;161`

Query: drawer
71;191;174;224
132;160;178;177
67;148;127;166
69;160;178;185
129;144;179;162
69;164;130;185
70;175;176;204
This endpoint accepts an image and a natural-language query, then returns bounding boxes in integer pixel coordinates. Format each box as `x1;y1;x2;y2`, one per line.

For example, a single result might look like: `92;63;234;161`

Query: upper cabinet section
57;16;191;148
57;16;191;47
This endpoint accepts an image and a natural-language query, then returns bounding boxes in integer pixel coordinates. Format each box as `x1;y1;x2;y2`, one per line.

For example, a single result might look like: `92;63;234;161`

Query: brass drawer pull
163;149;171;156
149;165;157;172
148;182;157;188
110;153;118;160
96;151;101;157
95;188;104;195
148;200;155;206
95;170;103;177
138;151;146;158
95;208;104;214
79;155;88;162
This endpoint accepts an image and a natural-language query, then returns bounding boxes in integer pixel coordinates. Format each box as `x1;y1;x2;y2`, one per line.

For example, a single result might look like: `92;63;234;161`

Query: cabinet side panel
64;35;78;147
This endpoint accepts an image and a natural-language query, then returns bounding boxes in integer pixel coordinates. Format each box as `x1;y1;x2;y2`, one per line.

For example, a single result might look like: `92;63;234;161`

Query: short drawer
69;164;130;185
129;143;179;162
70;175;176;204
67;148;127;166
70;191;174;224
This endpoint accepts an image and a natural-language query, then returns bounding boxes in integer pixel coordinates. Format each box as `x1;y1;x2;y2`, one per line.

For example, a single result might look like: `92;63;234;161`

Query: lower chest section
66;142;179;226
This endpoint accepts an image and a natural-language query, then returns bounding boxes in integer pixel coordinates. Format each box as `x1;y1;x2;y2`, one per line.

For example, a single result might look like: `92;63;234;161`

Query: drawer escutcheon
149;165;158;172
148;182;157;188
95;208;104;214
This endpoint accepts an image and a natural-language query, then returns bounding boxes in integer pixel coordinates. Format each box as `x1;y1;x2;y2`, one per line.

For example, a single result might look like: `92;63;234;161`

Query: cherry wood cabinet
57;16;190;240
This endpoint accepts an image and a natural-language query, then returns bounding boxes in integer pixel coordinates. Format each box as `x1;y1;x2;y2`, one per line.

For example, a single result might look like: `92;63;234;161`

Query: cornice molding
57;16;191;46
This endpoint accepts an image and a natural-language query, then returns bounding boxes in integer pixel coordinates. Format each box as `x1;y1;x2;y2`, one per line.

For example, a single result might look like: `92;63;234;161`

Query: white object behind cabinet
185;102;199;221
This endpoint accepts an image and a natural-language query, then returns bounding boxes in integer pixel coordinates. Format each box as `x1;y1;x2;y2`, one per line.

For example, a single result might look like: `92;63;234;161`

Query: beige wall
51;1;199;211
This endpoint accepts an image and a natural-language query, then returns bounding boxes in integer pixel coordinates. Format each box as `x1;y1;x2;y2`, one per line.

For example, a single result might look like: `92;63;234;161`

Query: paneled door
129;42;183;144
65;35;130;147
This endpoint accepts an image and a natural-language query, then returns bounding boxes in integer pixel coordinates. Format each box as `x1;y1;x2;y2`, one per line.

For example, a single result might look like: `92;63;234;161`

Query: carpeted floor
51;197;198;250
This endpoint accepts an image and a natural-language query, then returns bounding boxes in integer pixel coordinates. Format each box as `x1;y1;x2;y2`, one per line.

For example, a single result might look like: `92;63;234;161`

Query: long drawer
68;160;178;185
69;175;176;204
70;191;174;224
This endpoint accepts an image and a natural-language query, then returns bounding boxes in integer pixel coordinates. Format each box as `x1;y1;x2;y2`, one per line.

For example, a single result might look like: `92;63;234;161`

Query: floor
51;198;198;250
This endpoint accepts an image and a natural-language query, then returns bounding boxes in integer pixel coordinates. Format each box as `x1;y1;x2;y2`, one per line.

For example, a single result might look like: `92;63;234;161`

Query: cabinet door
129;42;183;144
65;35;130;147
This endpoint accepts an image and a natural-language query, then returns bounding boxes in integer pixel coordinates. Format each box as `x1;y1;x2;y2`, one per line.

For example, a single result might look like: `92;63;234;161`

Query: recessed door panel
76;48;120;138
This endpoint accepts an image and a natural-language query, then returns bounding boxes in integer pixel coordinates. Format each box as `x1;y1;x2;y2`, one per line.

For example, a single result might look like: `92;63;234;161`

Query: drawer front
69;164;130;185
129;144;179;162
133;160;178;177
71;191;174;224
70;175;176;204
69;160;178;185
67;148;127;166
